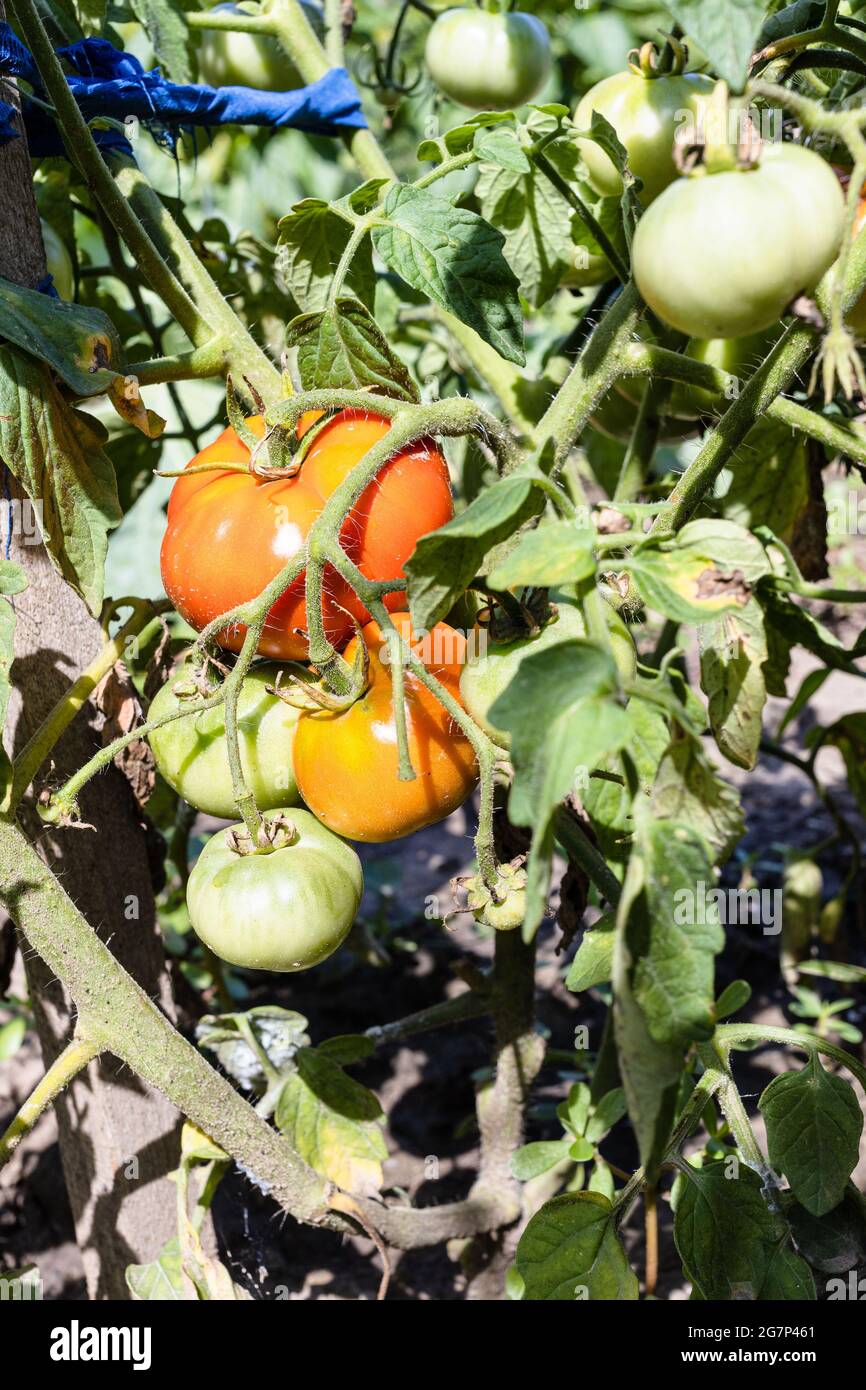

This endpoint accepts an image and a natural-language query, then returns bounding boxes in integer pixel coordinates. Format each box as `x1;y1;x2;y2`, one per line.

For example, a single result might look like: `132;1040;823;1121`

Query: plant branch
0;1035;100;1170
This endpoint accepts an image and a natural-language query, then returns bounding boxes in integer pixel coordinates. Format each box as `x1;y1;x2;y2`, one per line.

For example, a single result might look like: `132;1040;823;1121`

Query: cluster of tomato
153;410;491;971
426;13;861;440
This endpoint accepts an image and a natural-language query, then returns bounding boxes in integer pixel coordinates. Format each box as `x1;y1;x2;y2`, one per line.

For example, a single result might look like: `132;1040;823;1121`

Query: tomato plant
186;808;363;970
293;612;478;841
424;6;551;110
4;0;866;1319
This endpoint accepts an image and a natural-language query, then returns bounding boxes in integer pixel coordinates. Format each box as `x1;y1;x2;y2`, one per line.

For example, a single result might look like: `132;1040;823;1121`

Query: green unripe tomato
460;597;586;748
575;69;714;206
149;661;306;818
41;220;73;300
187;809;363;971
424;8;551;111
633;143;846;339
198;2;303;90
461;597;636;747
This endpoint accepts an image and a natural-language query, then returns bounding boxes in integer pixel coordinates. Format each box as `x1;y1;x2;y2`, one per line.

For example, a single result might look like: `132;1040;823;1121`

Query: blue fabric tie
0;22;367;157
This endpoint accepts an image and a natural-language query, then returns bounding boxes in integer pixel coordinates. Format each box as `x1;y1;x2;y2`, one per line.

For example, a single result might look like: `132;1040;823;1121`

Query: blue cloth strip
0;23;367;155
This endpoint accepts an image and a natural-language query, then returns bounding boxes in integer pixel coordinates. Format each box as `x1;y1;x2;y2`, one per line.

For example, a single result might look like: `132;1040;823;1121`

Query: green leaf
585;1088;627;1144
612;841;682;1180
588;1159;616;1200
757;2;824;48
651;734;744;861
476;144;578;308
491;640;628;938
405;472;545;631
675;1163;813;1300
126;1238;186;1301
276;199;374;312
286;296;418;401
619;810;724;1050
474;125;530;173
0;274;123;398
760;586;863;678
516;1193;638;1300
566;911;615;992
582;694;672;863
760;1053;864;1217
372;184;524;365
316;1033;375;1065
627;519;768;625
131;0;193;82
0;349;121;615
812;713;866;818
511;1139;572;1180
715;979;752;1021
275;1047;387;1196
612;809;724;1179
486;520;596;590
787;1187;866;1274
757;1238;816;1300
667;0;768;91
798;959;866;986
698;598;768;770
718;419;812;543
558;1081;591;1137
0;1016;26;1060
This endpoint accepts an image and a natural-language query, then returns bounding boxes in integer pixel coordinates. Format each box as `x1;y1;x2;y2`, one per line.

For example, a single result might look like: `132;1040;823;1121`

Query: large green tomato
424;8;551;111
617;328;778;420
198;3;302;90
460;595;636;747
633;143;846;338
149;661;305;817
41;221;73;300
575;69;714;206
187;809;363;971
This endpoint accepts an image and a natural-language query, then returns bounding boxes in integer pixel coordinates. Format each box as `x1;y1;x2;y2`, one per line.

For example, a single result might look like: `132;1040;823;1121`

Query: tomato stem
385;628;417;782
7;598;168;813
0;1034;101;1172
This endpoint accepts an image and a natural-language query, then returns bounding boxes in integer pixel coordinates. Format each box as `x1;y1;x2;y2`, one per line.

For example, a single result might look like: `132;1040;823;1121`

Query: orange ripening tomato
160;412;453;661
293;613;479;842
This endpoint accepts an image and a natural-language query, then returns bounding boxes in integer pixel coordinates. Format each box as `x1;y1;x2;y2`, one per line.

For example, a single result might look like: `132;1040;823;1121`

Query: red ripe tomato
292;612;478;842
160;412;453;660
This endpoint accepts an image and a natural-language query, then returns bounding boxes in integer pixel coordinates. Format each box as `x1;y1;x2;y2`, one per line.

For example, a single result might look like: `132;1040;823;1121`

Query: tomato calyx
627;36;688;81
267;636;371;712
224;811;299;857
477;586;554;644
450;856;529;932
